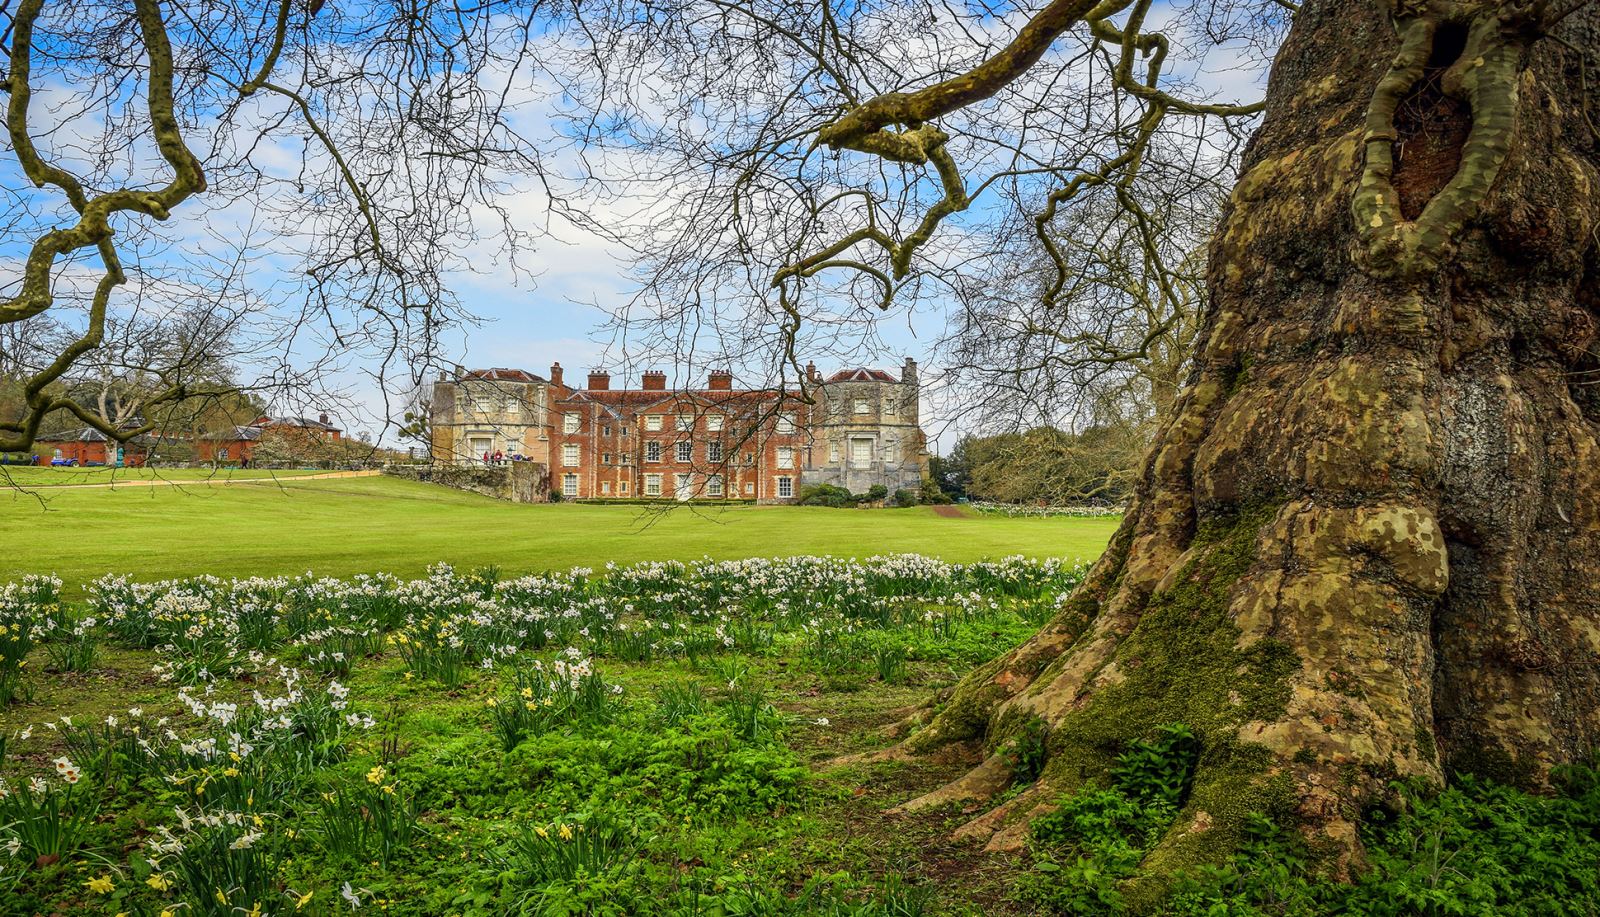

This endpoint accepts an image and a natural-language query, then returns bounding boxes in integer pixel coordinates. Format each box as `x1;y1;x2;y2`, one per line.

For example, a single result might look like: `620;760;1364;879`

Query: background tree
0;0;573;456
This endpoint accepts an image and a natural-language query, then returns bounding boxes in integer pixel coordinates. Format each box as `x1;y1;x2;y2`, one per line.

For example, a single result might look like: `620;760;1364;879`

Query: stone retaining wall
383;462;549;503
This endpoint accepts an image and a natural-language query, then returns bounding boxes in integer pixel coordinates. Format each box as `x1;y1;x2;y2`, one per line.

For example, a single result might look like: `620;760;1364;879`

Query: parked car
50;457;79;467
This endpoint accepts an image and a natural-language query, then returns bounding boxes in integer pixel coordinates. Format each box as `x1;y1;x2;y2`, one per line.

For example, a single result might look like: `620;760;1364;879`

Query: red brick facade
547;374;808;502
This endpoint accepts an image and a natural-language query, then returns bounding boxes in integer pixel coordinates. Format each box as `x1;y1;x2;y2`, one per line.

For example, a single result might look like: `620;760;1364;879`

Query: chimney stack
708;370;733;391
549;362;564;387
588;370;611;391
805;361;819;383
902;357;918;386
318;413;330;425
641;370;667;391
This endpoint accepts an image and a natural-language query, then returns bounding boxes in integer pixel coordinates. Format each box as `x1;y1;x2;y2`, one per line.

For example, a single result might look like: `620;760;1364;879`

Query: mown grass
0;466;327;487
0;474;1120;591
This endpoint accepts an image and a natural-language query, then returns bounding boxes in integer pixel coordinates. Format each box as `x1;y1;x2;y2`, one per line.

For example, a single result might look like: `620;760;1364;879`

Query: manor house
428;360;927;503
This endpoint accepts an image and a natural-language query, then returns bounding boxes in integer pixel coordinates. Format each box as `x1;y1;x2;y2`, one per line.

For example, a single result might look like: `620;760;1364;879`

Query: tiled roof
464;368;545;383
826;368;898;383
255;415;341;432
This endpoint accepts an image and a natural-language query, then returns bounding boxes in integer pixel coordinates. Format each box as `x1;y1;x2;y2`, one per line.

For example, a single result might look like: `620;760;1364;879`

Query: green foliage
892;488;919;508
313;764;420;867
797;483;860;507
1021;724;1201;915
1005;716;1051;784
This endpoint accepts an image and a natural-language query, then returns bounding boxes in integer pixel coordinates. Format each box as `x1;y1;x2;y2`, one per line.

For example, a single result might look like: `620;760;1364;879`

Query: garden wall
383;462;549;503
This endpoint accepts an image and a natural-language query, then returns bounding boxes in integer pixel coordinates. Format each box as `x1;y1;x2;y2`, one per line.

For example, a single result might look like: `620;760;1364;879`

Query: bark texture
892;0;1600;888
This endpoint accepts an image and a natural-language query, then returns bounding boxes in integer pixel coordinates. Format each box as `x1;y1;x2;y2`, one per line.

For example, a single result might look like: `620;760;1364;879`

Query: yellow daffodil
87;875;115;894
296;890;314;909
147;874;170;891
558;823;574;841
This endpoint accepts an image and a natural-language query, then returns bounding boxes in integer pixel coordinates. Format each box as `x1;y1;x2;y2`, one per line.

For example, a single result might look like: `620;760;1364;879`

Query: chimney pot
642;370;667;391
549;362;564;387
708;370;733;391
587;371;611;391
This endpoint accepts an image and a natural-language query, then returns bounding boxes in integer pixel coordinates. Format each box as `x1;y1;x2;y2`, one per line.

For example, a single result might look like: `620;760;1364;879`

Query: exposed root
888;750;1014;814
948;779;1056;848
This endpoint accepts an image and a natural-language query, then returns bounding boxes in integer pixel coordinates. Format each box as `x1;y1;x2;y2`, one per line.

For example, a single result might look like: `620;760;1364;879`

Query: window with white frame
850;438;872;465
506;399;521;418
562;474;578;497
744;481;754;495
602;453;612;464
885;442;899;463
601;481;612;494
853;399;869;414
601;425;611;436
645;415;663;431
676;414;694;432
707;474;724;497
474;395;495;414
883;398;897;416
646;441;662;462
776;446;794;469
622;454;634;465
562;444;580;466
675;473;692;496
676;441;692;462
644;473;662;496
743;452;754;465
776;476;794;498
707;442;723;463
563;413;580;433
620;481;630;493
829;443;840;463
706;415;723;432
776;412;797;433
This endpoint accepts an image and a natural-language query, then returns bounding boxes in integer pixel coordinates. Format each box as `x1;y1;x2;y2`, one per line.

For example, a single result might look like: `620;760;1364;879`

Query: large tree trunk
885;0;1600;888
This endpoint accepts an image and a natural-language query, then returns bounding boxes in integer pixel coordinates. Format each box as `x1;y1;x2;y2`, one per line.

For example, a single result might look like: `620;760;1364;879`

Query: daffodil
295;889;315;909
147;874;170;891
86;874;115;894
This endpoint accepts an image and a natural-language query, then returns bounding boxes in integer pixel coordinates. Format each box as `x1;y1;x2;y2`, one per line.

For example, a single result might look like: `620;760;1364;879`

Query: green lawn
0;465;326;486
0;474;1119;589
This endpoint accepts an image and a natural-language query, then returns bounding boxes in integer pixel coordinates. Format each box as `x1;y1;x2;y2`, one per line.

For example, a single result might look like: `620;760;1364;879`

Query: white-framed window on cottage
563;413;580;433
645;415;663;431
644;473;662;496
676;414;694;432
707;474;724;497
620;481;630;494
646;441;662;462
854;399;869;414
676;441;692;463
506;399;521;418
562;474;578;498
828;442;840;463
562;443;580;466
744;481;754;495
885;442;900;463
706;415;724;432
775;476;794;498
602;453;612;465
883;398;897;416
474;394;495;414
674;473;693;500
776;446;795;469
707;442;724;463
775;412;797;433
602;425;612;437
601;481;612;495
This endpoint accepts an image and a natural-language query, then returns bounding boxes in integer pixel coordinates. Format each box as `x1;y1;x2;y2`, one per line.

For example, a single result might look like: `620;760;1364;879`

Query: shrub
892;488;918;507
863;483;889;503
797;483;858;507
